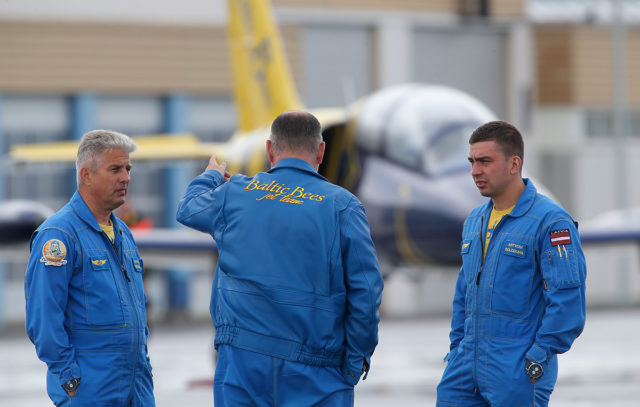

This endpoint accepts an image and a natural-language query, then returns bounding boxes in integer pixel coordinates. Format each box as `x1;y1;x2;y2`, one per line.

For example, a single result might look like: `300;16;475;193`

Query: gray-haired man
25;130;155;406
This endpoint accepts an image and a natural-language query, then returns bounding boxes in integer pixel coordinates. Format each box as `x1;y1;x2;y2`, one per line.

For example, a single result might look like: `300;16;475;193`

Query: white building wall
0;0;227;24
532;107;640;307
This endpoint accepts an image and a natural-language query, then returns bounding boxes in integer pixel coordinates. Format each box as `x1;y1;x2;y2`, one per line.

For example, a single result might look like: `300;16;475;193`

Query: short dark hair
469;120;524;163
270;111;322;156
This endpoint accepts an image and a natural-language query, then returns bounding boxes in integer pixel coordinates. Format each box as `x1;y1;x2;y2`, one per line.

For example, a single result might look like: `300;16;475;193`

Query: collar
267;158;328;181
483;178;537;218
70;191;119;234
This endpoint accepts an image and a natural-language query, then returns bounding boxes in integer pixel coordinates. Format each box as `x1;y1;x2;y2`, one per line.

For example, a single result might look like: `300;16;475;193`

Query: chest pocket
84;253;125;327
460;239;476;285
491;238;534;316
129;255;147;308
460;238;479;312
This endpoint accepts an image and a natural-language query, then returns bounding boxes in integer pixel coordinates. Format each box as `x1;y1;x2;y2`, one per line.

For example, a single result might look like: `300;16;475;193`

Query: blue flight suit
25;191;155;407
437;179;586;407
176;158;383;406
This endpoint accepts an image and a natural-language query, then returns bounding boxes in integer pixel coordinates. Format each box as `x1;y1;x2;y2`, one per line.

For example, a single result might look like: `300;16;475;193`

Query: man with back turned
177;111;383;406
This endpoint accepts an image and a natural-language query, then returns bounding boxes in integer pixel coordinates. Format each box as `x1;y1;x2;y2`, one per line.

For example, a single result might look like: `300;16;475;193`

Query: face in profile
85;148;132;212
468;140;514;199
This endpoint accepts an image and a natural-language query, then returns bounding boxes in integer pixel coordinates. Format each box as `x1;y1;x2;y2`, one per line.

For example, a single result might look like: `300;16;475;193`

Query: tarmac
1;307;639;406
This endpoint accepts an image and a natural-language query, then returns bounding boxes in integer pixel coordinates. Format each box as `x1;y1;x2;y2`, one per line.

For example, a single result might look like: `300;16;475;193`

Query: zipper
273;357;278;407
476;213;487;285
473;208;511;393
110;228;142;397
472;214;485;392
109;236;131;282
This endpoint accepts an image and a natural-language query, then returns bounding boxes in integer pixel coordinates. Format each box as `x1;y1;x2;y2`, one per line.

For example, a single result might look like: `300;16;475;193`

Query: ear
316;141;325;166
79;166;92;185
510;155;522;175
266;140;276;165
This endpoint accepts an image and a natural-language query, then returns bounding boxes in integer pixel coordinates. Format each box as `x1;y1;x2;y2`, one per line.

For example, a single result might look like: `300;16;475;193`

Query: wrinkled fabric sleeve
339;199;384;386
25;228;81;386
448;267;466;352
527;219;586;365
175;170;227;237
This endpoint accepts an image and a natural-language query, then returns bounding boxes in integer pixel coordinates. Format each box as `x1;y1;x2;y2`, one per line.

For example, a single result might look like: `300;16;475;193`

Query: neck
272;154;318;171
492;178;525;211
79;189;112;225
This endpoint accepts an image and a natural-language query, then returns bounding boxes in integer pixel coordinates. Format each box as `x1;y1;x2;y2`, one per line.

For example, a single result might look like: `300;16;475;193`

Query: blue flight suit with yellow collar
436;179;586;407
25;191;155;407
176;158;383;405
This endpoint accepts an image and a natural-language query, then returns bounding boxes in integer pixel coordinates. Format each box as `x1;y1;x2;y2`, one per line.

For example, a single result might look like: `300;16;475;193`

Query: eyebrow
467;155;492;162
109;163;132;169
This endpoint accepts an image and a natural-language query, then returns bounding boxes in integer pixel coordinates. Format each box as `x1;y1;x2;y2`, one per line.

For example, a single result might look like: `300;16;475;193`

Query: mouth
474;179;487;189
115;188;127;196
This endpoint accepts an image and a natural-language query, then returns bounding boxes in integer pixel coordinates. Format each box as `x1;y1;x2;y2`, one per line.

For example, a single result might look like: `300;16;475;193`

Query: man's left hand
206;155;231;181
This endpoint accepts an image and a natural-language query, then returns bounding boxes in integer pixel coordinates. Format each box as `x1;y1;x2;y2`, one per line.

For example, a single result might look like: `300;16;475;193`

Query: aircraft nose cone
0;200;55;243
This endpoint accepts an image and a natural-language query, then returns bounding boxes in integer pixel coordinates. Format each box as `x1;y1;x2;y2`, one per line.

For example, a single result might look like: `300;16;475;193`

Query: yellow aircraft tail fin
228;0;303;132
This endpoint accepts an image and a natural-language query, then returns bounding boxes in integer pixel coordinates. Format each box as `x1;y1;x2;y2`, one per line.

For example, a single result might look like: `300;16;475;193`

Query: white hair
76;129;137;185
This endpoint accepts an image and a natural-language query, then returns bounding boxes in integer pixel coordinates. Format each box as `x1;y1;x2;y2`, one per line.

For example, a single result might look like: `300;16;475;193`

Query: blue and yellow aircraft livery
9;0;499;269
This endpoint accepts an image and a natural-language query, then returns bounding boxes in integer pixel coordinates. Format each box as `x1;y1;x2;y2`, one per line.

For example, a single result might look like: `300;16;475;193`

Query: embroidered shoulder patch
549;229;572;246
40;239;68;266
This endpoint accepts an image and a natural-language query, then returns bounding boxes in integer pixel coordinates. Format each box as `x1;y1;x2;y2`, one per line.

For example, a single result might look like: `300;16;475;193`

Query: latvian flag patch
550;229;572;246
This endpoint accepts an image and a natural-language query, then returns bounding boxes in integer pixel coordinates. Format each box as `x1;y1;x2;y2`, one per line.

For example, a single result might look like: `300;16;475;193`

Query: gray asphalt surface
1;308;638;406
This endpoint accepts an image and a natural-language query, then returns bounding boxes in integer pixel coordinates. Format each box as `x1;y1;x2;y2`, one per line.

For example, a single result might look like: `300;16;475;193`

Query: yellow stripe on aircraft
395;184;432;264
10;133;227;163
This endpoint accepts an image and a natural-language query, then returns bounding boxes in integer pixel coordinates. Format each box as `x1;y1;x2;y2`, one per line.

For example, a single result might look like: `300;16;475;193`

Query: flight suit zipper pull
110;237;131;282
122;267;131;282
477;214;485;285
119;241;131;282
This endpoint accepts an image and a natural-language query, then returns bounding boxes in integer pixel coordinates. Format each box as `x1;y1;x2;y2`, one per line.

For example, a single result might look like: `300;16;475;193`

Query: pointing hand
206;155;231;181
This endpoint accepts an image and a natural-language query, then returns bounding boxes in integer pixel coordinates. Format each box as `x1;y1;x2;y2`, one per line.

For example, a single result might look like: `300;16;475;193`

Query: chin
112;198;126;210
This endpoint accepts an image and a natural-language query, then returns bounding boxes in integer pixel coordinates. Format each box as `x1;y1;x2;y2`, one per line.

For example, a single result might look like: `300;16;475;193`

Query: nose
120;169;130;184
470;162;481;177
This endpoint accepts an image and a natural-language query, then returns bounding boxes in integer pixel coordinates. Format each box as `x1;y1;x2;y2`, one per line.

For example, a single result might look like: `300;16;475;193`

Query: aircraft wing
131;228;218;270
312;107;350;129
579;208;640;245
9;133;228;163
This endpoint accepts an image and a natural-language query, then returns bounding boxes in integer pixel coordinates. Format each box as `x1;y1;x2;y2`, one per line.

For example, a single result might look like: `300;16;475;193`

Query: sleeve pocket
541;247;581;289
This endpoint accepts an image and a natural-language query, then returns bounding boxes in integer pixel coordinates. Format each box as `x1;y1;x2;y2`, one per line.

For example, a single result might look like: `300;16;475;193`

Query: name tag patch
503;241;526;258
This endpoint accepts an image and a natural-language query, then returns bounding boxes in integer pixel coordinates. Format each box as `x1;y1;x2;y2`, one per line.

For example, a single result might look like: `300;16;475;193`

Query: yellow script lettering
245;180;261;191
289;186;305;199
